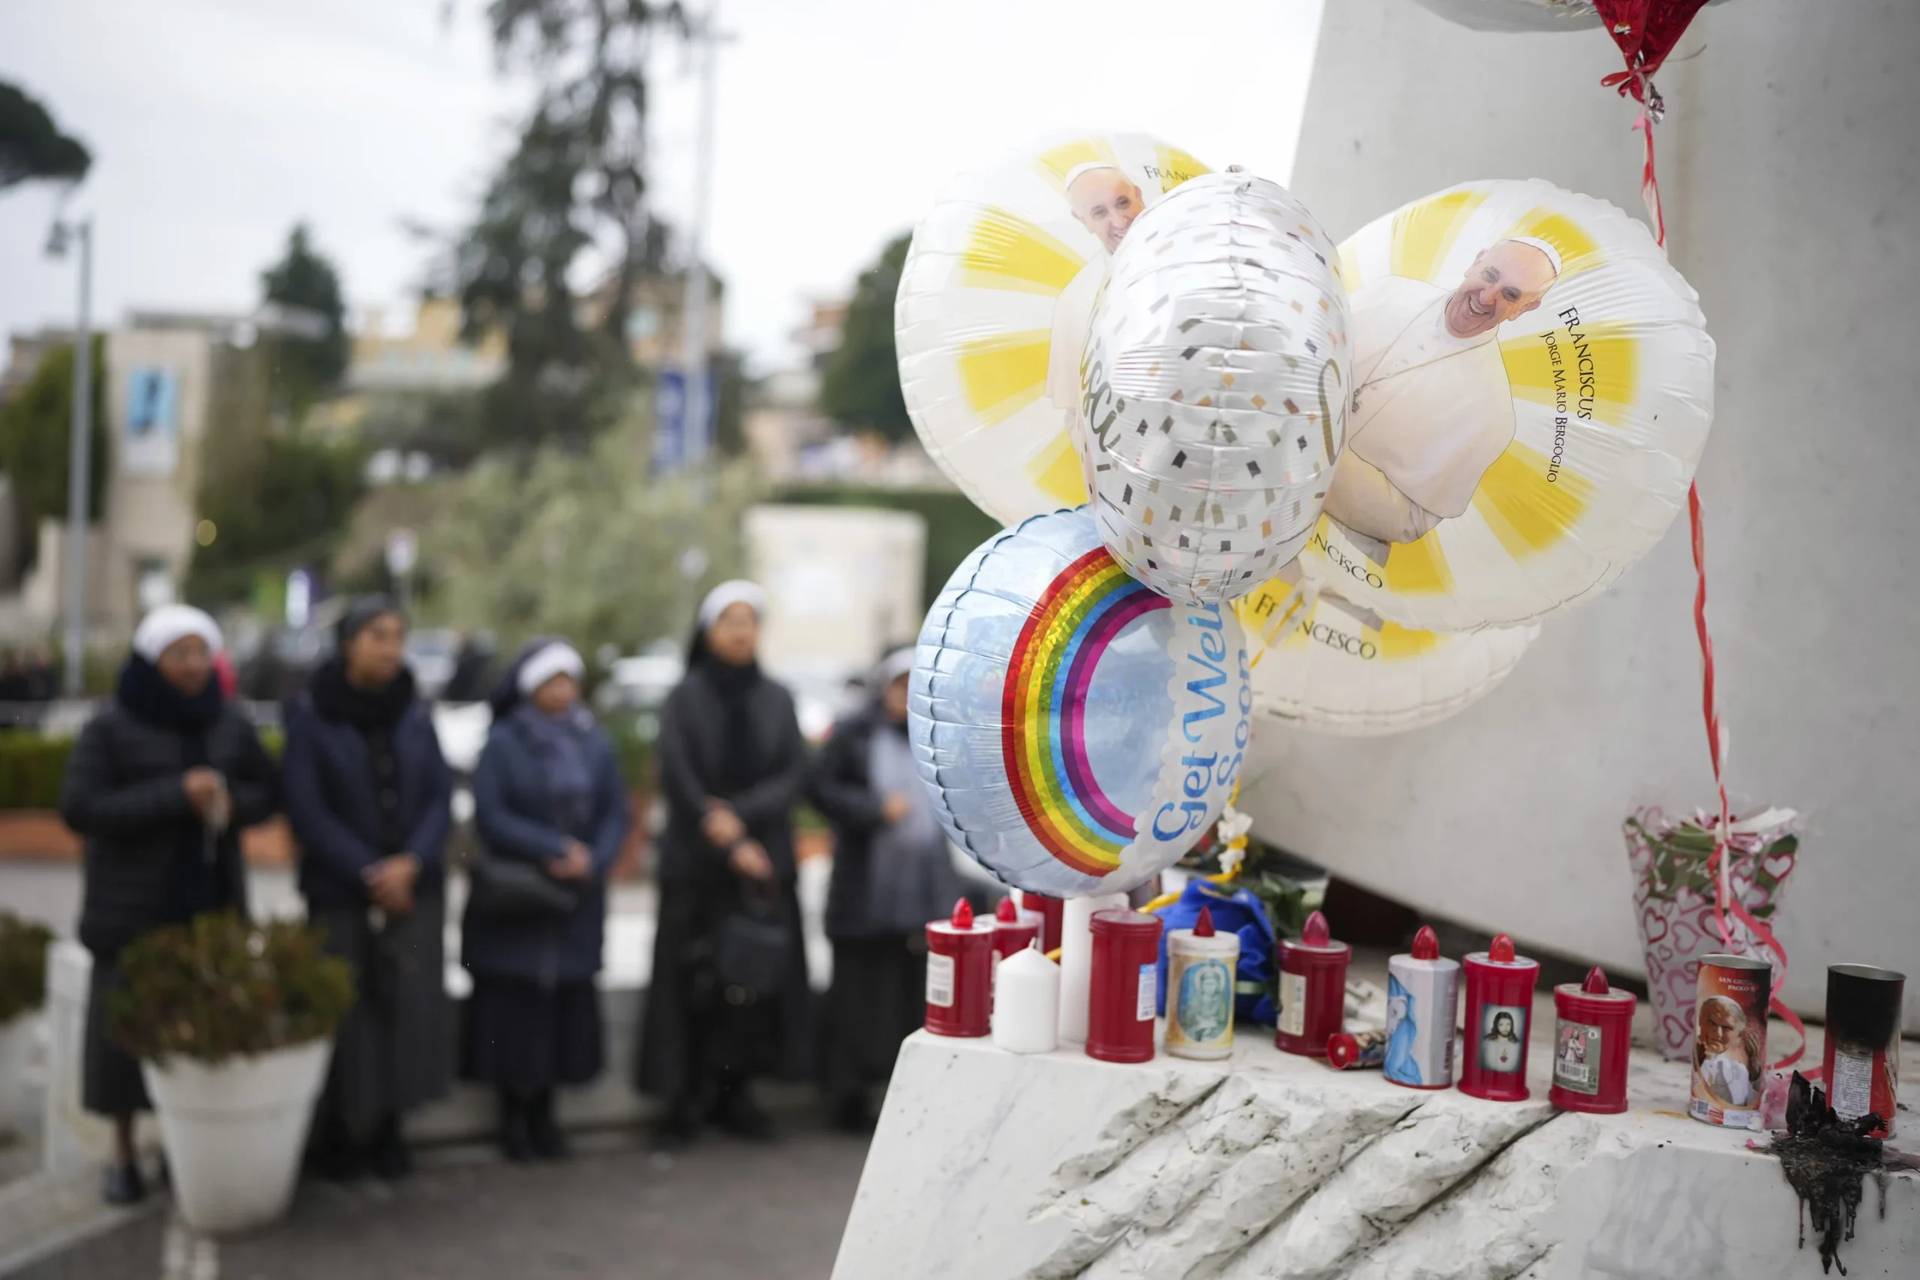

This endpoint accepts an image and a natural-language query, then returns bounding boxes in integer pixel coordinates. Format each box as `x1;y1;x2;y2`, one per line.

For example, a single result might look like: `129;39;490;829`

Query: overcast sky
0;0;1325;373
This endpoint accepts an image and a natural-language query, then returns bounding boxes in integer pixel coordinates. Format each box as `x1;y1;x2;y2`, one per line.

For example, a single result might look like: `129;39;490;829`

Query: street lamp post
47;216;93;697
680;0;721;469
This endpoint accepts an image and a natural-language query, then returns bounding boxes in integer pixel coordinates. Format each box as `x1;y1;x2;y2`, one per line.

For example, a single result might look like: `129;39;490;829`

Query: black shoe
500;1095;535;1164
528;1093;570;1161
715;1087;775;1143
102;1160;147;1206
370;1119;414;1181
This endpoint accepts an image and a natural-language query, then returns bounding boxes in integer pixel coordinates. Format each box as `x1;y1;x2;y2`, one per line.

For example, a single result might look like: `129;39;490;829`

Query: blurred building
0;327;69;403
743;364;833;480
347;296;506;396
793;297;848;375
744;296;942;487
581;264;727;370
13;311;274;639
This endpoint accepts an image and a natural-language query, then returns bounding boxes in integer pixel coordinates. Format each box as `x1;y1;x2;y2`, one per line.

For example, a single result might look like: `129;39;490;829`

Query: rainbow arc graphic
1002;547;1168;877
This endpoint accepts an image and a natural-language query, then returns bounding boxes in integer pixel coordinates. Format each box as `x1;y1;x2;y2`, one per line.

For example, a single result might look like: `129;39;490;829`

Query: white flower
1214;803;1253;876
1217;843;1247;877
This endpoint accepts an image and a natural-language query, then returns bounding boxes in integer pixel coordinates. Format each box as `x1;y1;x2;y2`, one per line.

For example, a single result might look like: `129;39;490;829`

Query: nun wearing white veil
62;606;278;1204
637;582;811;1148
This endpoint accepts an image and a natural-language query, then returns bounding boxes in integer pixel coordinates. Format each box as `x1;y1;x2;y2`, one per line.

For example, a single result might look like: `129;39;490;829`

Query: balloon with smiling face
1304;177;1715;631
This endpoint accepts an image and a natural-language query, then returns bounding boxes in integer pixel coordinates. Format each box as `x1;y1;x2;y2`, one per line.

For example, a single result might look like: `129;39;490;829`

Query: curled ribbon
1689;484;1807;1071
1623;39;1807;1070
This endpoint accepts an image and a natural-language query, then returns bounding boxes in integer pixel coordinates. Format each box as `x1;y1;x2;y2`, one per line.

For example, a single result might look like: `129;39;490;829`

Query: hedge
0;727;284;812
0;733;73;811
770;482;1001;611
0;911;54;1022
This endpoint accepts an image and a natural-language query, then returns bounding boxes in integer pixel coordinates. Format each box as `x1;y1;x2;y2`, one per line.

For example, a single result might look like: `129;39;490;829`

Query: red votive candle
1086;910;1162;1064
1020;890;1065;955
1276;910;1350;1057
992;896;1041;962
1460;932;1541;1102
925;898;994;1038
1549;966;1635;1115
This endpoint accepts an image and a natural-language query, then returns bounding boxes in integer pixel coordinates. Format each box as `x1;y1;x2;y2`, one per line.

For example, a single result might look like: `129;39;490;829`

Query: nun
810;645;962;1131
61;606;278;1204
461;639;628;1162
282;597;453;1180
638;581;810;1147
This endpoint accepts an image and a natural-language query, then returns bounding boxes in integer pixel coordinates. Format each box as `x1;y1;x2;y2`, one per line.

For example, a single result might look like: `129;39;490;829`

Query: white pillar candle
993;943;1060;1055
1058;891;1128;1043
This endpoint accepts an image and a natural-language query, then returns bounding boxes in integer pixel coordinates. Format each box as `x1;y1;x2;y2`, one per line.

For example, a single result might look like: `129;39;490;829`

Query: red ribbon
1632;111;1666;250
1632;34;1808;1069
1687;486;1804;1069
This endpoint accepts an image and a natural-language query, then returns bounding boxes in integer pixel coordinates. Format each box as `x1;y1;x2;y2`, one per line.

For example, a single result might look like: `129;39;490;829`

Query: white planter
0;1010;42;1137
141;1038;332;1234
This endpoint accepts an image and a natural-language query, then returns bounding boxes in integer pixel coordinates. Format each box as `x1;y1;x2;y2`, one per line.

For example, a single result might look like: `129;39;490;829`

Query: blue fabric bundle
1153;879;1278;1027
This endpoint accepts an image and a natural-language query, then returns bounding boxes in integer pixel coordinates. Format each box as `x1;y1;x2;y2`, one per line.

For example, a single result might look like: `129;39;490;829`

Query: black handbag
466;849;578;921
713;893;792;1002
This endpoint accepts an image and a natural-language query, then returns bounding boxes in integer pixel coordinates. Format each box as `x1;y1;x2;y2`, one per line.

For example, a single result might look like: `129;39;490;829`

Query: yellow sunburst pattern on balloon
1383;528;1454;596
957;210;1087;297
1499;321;1640;426
957;331;1051;425
1029;433;1090;508
1471;444;1596;560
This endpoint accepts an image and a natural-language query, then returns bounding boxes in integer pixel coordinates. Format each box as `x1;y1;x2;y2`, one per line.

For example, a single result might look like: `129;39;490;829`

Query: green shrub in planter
0;911;54;1024
110;914;355;1064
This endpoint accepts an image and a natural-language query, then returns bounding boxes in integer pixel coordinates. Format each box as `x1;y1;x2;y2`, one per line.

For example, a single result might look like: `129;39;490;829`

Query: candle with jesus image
1460;932;1539;1102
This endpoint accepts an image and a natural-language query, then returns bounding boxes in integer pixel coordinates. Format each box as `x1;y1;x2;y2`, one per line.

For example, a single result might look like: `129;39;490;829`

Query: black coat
461;712;628;985
810;707;958;940
637;662;811;1097
61;702;276;957
282;692;453;910
653;666;807;887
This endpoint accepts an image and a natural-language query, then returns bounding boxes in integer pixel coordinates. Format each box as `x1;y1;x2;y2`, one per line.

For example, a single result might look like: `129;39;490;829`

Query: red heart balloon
1592;0;1712;100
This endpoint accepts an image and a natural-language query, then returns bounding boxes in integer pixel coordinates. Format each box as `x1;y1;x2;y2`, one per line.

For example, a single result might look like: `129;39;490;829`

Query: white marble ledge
835;1029;1920;1280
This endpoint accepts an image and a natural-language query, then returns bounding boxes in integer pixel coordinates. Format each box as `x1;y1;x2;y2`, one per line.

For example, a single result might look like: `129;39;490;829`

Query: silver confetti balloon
1075;169;1351;606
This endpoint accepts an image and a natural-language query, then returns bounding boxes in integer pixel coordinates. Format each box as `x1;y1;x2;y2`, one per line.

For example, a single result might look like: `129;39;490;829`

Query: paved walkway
15;1119;868;1280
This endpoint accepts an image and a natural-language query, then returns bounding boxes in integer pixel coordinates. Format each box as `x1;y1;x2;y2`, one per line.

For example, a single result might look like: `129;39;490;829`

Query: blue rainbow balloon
910;509;1253;896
